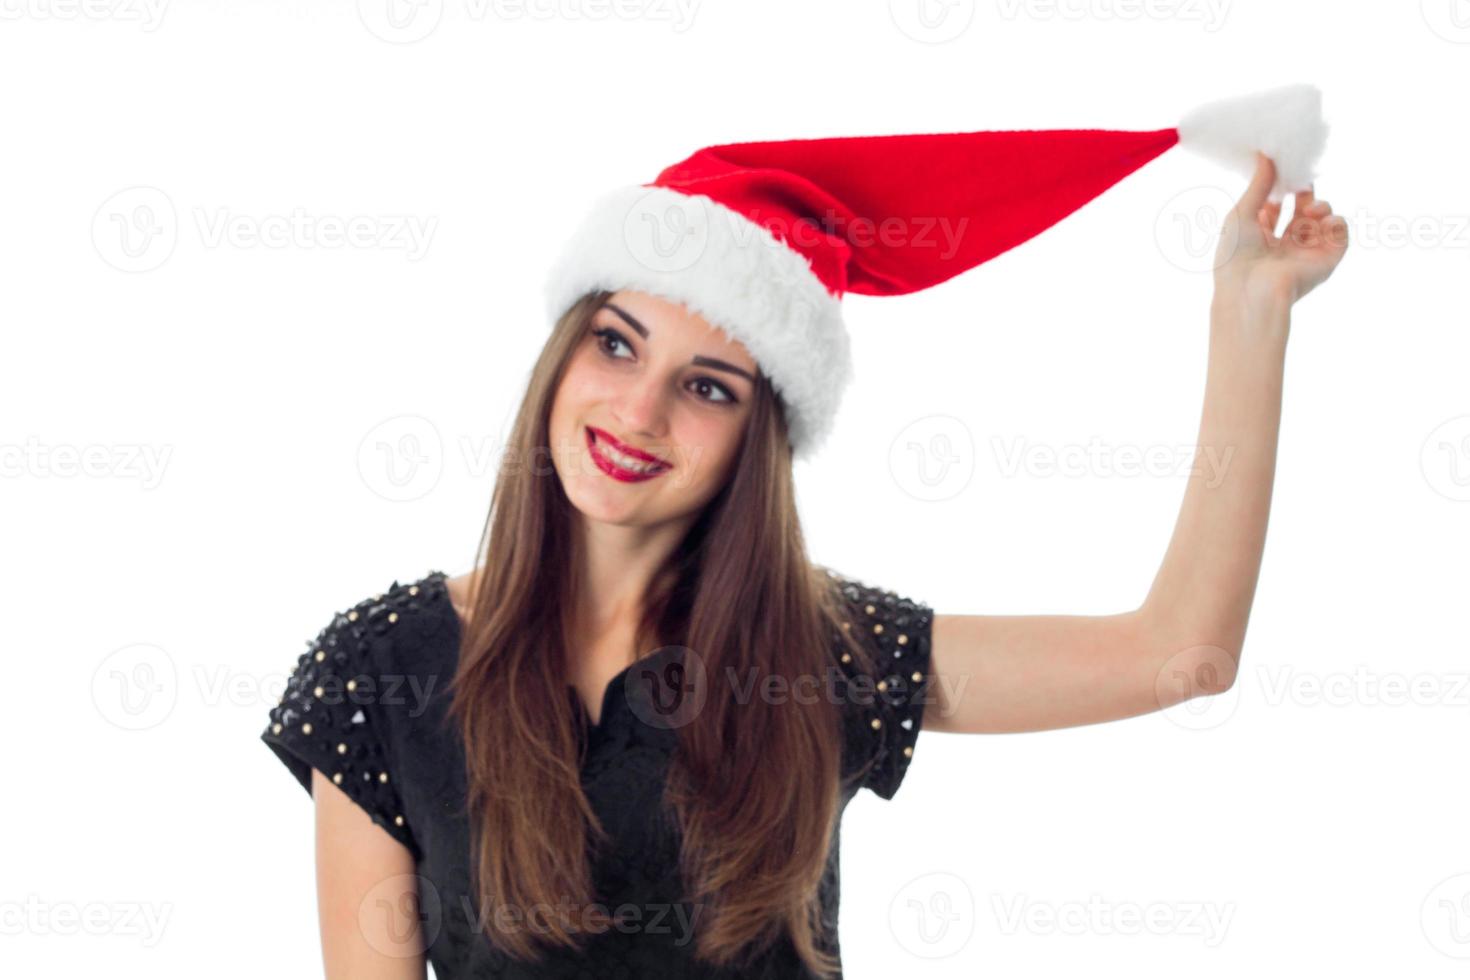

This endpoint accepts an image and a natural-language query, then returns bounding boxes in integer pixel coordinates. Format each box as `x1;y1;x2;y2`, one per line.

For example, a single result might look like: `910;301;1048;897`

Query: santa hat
543;84;1328;460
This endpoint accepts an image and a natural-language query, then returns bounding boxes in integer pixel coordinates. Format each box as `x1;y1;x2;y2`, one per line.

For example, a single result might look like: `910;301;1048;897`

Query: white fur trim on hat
1177;83;1328;201
542;183;851;461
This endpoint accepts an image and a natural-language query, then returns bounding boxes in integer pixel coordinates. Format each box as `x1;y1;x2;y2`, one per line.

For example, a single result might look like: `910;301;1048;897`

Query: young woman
262;143;1347;979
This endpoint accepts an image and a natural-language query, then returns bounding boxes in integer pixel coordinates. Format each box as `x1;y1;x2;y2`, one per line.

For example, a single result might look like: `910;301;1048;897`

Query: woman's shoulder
308;569;463;680
820;566;935;628
271;569;463;735
344;568;458;635
261;569;460;857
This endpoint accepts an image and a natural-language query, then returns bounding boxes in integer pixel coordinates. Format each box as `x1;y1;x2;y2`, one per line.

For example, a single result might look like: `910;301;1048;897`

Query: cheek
672;413;744;479
552;354;608;417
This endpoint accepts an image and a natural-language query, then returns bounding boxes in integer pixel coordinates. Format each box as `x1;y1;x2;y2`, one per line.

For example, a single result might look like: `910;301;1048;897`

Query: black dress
260;569;935;978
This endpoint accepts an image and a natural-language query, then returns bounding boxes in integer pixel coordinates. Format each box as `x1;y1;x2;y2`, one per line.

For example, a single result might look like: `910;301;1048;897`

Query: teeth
596;435;663;473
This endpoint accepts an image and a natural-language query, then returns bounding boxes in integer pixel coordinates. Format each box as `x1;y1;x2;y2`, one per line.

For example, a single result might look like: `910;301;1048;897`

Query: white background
3;1;1467;976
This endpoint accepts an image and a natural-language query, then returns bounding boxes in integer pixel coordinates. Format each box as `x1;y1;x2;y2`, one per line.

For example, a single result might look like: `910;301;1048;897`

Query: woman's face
547;290;760;529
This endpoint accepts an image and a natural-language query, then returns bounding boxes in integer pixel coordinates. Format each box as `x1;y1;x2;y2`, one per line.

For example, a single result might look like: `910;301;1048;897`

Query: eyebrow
600;302;758;385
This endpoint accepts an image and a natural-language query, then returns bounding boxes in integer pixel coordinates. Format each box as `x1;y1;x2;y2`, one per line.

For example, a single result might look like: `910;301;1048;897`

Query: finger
1294;185;1316;214
1304;199;1332;216
1238;151;1277;218
1257;199;1282;240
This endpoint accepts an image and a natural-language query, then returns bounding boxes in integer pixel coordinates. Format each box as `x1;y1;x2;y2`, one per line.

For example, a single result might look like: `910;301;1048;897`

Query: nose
609;373;670;443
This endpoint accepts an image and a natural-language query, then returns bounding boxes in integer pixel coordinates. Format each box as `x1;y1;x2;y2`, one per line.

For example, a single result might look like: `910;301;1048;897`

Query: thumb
1236;151;1277;219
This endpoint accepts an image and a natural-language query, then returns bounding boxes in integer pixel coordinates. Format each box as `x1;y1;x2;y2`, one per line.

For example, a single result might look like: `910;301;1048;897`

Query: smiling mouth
585;427;672;480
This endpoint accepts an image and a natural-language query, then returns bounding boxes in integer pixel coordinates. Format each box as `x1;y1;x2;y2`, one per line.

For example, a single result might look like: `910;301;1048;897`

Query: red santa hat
543;84;1328;460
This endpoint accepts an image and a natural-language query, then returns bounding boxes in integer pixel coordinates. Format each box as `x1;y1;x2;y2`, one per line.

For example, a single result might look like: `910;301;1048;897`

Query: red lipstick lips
585;426;671;483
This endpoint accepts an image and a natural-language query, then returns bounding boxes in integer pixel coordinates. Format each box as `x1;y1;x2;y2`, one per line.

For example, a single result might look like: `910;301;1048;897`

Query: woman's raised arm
925;152;1349;736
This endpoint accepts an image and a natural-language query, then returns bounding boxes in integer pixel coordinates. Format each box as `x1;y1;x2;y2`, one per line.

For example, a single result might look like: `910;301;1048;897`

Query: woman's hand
1214;151;1350;313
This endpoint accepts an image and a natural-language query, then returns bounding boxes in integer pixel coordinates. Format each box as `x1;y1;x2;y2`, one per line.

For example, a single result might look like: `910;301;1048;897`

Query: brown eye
691;377;737;405
591;326;632;359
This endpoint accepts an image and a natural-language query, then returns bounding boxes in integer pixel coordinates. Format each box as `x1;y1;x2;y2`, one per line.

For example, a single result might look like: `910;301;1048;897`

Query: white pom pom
1176;84;1329;201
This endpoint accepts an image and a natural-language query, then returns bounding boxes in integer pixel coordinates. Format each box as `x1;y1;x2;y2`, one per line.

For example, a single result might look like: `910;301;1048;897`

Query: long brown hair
446;289;878;976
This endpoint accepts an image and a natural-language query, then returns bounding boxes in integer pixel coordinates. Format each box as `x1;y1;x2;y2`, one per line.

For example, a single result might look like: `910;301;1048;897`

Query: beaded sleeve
831;573;936;801
260;586;421;858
